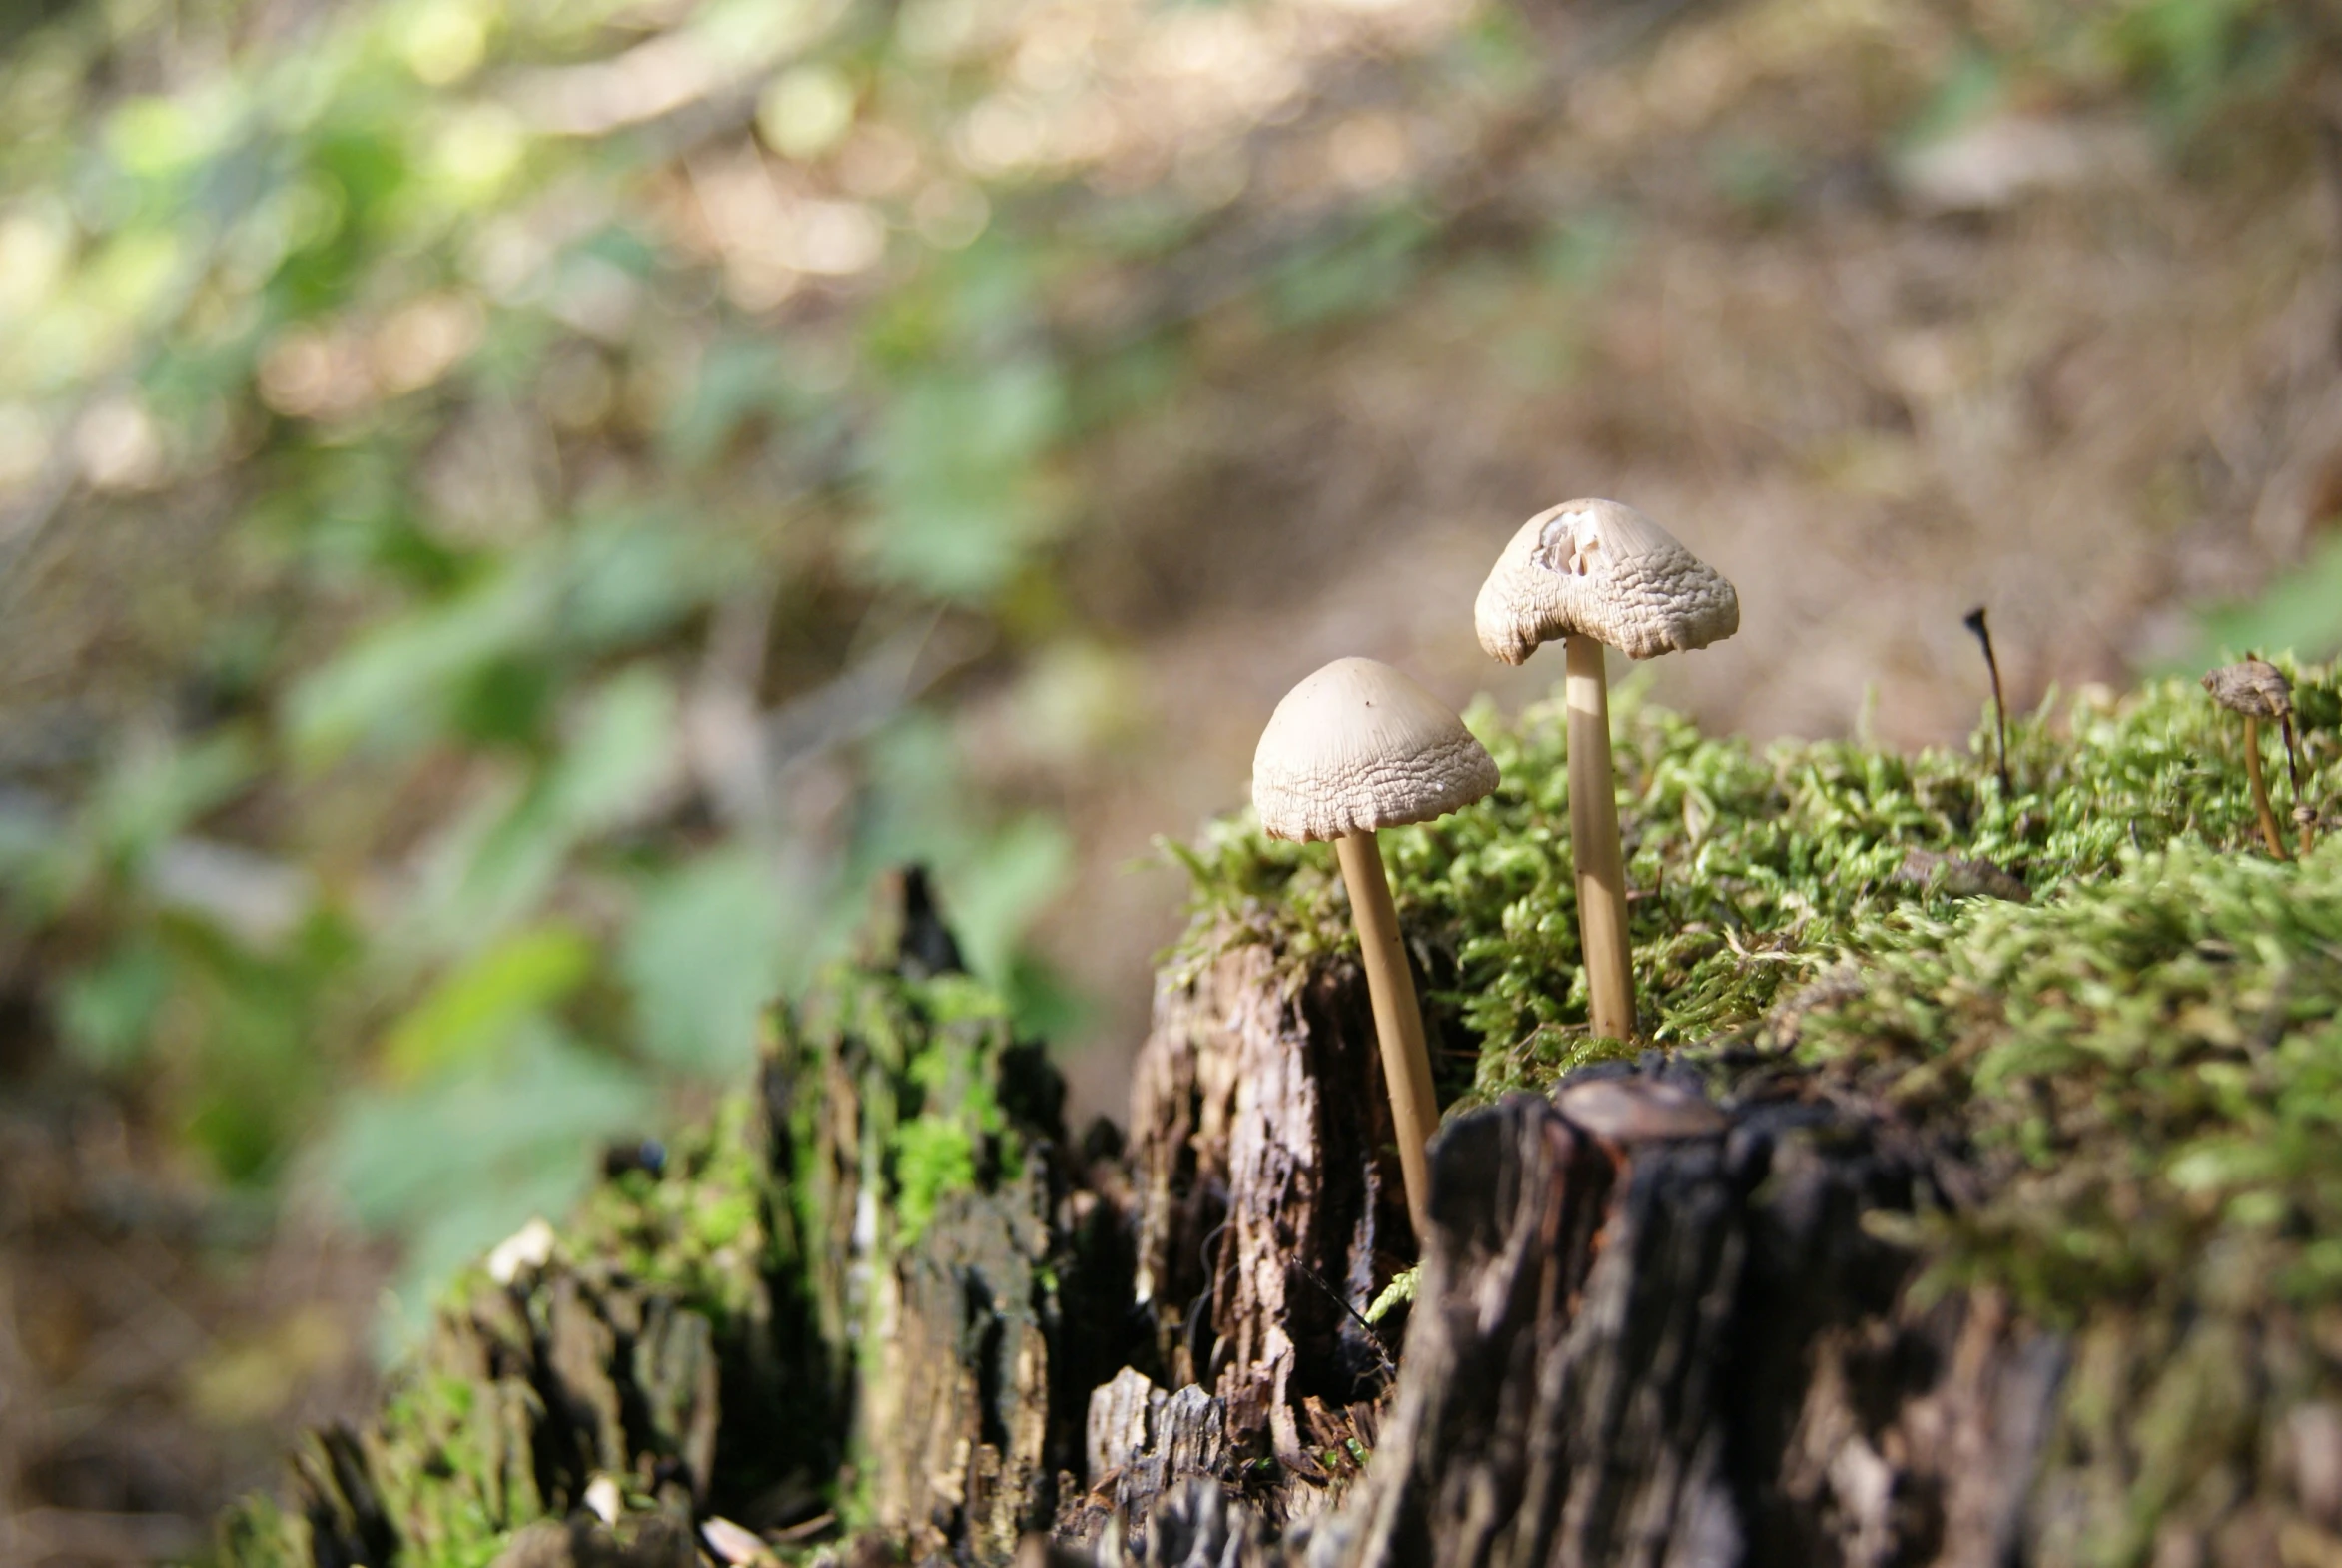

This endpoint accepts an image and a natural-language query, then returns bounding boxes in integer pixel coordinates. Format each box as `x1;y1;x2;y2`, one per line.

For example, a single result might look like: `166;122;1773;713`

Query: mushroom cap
2202;659;2292;720
1474;498;1740;664
1252;657;1500;843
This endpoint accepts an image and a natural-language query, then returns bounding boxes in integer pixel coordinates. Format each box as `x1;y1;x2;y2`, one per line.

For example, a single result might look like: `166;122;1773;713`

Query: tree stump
216;842;2342;1568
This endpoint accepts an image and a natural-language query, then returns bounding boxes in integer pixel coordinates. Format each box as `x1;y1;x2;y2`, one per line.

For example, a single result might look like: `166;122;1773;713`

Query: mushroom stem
2243;714;2289;860
1333;831;1440;1239
1565;635;1635;1041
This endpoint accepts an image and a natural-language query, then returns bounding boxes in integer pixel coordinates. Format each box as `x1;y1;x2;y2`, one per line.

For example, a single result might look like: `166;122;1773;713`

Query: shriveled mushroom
1475;499;1738;1042
1253;657;1499;1235
2203;658;2303;859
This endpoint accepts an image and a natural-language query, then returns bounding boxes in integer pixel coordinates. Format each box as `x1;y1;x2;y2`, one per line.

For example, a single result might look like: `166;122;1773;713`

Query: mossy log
218;668;2342;1568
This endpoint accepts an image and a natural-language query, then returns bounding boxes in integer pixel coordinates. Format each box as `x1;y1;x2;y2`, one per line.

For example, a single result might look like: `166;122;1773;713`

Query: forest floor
7;0;2342;1560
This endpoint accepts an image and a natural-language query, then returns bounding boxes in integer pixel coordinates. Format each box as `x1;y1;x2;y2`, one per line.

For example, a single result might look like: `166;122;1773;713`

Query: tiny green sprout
1364;1264;1420;1324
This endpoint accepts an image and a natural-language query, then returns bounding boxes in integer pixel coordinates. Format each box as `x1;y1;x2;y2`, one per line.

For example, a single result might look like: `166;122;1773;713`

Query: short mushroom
2202;658;2300;860
1474;499;1738;1042
1253;657;1500;1236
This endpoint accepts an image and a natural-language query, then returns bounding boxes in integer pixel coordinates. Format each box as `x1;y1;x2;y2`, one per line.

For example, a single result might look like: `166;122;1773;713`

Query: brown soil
0;1048;389;1566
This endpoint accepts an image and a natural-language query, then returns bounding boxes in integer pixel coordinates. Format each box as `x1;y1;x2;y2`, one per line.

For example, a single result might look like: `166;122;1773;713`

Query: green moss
566;1091;773;1327
893;1112;982;1240
1167;661;2341;1107
1796;838;2342;1321
1168;660;2342;1317
353;1359;541;1568
223;658;2342;1566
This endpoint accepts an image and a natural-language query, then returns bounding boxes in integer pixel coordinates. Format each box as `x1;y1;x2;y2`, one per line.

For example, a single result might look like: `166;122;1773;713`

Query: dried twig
1961;606;2011;798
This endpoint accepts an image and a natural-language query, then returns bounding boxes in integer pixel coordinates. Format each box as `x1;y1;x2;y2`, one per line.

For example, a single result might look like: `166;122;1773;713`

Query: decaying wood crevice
1126;942;1413;1466
218;910;2342;1568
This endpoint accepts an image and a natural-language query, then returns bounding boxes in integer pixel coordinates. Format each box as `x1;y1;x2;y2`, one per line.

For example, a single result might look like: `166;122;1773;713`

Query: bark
217;920;2342;1568
1335;1082;2061;1568
221;1260;729;1568
1106;939;1411;1546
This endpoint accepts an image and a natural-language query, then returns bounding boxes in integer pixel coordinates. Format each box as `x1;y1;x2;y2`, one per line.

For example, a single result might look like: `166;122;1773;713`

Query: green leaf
330;1027;648;1347
862;361;1066;600
544;666;679;832
623;850;794;1077
1265;206;1432;328
1897;44;2002;151
2180;533;2342;670
560;519;714;647
395;773;572;959
57;939;174;1070
389;670;679;961
88;732;258;870
284;572;549;765
330;1025;645;1237
941;813;1072;986
380;922;596;1082
661;337;793;468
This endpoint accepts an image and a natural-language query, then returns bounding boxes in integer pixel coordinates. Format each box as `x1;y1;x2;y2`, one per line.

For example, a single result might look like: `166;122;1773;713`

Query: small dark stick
1962;606;2011;798
2279;713;2313;856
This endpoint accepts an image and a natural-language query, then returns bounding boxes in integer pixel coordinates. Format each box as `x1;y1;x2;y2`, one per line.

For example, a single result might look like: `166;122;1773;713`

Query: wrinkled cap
2202;659;2292;720
1252;657;1500;843
1474;498;1740;664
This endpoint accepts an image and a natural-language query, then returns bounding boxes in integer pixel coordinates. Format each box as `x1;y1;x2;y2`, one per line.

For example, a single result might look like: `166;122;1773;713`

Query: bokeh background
4;0;2342;1559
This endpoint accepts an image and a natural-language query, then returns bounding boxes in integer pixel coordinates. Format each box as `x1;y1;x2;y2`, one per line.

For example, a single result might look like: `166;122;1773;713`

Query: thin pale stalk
1566;635;1635;1041
2244;715;2288;860
1335;831;1439;1241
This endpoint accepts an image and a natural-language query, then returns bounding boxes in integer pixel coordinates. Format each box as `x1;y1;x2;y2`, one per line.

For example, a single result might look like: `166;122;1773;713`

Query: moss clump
1167;661;2341;1106
1781;833;2342;1564
566;1092;777;1327
1795;837;2342;1315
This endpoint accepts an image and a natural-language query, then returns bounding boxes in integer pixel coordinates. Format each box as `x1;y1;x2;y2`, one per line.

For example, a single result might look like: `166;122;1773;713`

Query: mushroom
1474;499;1739;1042
1253;657;1500;1235
2202;658;2301;860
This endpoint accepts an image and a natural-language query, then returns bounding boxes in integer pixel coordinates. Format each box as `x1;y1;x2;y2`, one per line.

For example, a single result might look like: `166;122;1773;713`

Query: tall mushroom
1253;657;1500;1237
1474;498;1739;1042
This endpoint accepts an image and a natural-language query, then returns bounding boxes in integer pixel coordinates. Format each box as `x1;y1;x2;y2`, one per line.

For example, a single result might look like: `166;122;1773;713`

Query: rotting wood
1125;939;1412;1506
216;886;2342;1568
220;1259;724;1568
858;1176;1059;1561
1066;1059;2062;1568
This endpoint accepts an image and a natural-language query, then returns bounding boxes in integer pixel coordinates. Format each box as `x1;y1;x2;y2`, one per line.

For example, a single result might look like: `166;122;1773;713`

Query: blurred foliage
2181;531;2342;668
0;0;2324;1336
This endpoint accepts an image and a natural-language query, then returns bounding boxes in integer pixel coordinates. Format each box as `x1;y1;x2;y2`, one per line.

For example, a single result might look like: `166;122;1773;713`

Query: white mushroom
1473;499;1739;1042
1474;499;1738;667
1253;657;1499;1235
